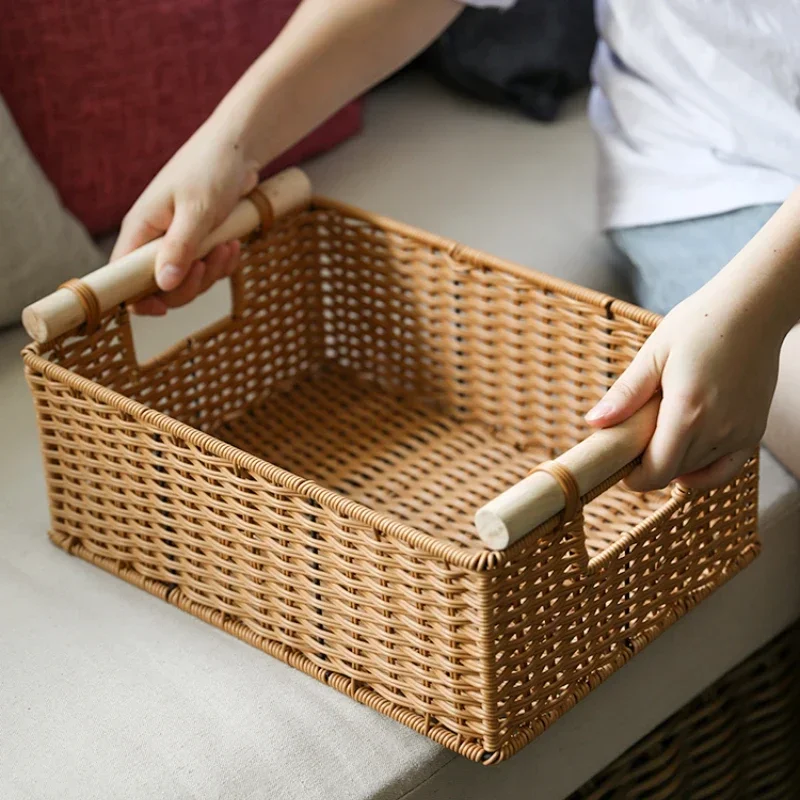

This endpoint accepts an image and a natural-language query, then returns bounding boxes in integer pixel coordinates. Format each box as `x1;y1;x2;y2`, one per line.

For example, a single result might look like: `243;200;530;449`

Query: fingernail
156;263;183;290
586;400;614;422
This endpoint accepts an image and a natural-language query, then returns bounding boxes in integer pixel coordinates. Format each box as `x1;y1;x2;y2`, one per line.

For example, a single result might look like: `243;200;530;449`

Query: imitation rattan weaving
571;623;800;799
23;197;760;763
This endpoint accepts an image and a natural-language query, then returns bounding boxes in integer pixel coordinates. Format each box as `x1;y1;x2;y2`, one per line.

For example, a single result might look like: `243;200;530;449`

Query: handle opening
129;278;236;370
585;485;689;575
22;168;312;344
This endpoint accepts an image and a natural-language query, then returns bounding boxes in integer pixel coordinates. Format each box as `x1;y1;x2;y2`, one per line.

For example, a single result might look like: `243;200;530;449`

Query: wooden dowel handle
22;167;312;343
474;397;660;550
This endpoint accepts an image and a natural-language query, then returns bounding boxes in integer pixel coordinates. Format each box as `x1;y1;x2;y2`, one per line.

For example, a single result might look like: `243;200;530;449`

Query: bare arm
711;185;800;338
216;0;465;167
588;187;800;491
112;0;462;313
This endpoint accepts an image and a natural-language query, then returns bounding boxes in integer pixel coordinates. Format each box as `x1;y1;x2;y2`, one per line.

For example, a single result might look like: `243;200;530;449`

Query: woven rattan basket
22;169;760;763
571;622;800;799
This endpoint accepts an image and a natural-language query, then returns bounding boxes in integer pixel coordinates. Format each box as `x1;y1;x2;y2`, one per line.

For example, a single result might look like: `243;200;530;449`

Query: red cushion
0;1;361;234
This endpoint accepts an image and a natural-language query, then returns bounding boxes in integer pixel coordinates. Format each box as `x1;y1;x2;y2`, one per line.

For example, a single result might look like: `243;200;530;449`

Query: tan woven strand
529;460;582;522
246;186;275;232
23;196;760;765
59;279;101;335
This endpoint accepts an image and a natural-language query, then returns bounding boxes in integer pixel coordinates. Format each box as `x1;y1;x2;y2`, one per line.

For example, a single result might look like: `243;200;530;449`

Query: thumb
586;345;661;428
155;200;213;292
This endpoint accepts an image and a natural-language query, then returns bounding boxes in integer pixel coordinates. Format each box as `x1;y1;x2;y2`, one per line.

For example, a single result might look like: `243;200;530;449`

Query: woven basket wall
571;622;800;799
23;198;760;763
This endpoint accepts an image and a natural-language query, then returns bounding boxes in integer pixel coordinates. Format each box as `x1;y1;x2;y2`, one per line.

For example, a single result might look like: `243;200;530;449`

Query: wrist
708;266;794;345
206;94;274;169
709;187;800;339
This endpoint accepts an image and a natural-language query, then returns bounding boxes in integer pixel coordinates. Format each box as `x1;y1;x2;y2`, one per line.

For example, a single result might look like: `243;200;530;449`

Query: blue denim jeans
609;204;781;316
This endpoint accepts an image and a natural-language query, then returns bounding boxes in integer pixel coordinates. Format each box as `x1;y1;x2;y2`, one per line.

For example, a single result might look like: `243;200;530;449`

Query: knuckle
713;420;737;443
611;379;638;403
724;420;740;440
669;390;711;430
714;419;760;451
674;387;706;413
122;206;161;239
241;167;259;194
162;237;194;263
181;192;215;223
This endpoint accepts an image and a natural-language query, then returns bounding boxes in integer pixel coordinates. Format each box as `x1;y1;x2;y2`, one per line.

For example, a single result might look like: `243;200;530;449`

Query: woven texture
22;199;760;763
571;622;800;799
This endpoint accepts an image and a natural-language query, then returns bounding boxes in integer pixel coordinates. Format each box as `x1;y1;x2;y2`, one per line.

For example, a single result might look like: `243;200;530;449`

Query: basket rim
22;198;662;572
310;196;663;330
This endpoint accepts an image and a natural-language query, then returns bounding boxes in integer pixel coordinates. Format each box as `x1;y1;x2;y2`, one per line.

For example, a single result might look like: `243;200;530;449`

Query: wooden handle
474;397;660;550
22;167;312;343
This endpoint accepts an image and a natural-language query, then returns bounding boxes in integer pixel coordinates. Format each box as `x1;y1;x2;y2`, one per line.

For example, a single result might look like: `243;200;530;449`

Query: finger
677;434;739;480
197;243;231;295
625;399;692;492
586;344;662;428
131;296;169;316
161;261;207;309
111;215;164;262
677;448;752;492
226;240;241;275
156;200;214;292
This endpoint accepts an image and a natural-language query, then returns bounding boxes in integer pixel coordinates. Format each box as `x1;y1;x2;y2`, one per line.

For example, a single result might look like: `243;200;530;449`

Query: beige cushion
0;95;103;329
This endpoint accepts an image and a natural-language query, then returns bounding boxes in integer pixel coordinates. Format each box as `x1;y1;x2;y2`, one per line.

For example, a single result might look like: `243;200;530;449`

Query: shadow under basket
22;197;760;763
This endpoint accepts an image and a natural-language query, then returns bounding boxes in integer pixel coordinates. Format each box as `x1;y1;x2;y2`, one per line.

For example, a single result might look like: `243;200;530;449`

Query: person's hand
110;0;467;316
111;120;261;315
585;283;783;491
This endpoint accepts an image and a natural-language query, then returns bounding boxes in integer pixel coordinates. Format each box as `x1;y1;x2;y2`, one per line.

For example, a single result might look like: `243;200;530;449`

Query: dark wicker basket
571;623;800;799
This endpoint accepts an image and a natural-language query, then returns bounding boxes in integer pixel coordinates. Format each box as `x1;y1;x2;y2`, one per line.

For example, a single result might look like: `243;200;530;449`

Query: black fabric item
424;0;596;122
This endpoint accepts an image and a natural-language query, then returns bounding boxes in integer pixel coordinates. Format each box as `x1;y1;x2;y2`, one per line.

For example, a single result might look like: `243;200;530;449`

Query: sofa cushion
0;0;361;234
0;95;104;329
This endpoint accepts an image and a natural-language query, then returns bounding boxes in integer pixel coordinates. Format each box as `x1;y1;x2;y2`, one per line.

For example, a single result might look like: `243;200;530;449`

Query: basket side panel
314;207;654;454
486;517;597;755
291;505;494;747
24;368;325;624
488;462;760;756
24;364;495;751
37;213;328;433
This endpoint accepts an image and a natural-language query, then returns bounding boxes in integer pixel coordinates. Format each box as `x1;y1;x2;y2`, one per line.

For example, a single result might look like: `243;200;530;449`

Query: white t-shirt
466;1;800;229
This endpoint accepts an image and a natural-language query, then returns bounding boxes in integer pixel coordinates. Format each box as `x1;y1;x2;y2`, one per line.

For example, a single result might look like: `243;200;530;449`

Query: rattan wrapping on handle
21;167;312;343
475;398;660;550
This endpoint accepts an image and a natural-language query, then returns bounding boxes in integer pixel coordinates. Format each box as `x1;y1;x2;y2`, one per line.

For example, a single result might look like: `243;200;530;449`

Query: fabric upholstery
0;95;103;329
0;0;361;234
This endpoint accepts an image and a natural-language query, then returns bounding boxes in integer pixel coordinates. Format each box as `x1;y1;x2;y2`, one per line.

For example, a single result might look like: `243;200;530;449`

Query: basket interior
39;203;667;553
210;365;668;553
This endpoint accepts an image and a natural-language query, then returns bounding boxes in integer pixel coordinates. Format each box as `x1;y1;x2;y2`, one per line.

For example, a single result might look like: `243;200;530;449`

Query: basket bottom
212;368;668;552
